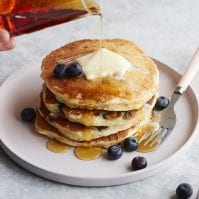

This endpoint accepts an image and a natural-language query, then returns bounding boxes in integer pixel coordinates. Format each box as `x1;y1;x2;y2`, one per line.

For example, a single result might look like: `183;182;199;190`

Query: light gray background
0;0;199;198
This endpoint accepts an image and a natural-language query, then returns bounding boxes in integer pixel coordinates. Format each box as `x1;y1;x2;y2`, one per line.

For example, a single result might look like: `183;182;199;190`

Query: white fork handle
177;48;199;93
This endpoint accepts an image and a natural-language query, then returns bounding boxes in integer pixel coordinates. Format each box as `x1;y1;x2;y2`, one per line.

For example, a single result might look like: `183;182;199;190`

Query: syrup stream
99;0;103;72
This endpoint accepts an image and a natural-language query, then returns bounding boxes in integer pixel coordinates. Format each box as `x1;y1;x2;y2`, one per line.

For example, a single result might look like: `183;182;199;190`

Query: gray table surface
0;0;199;198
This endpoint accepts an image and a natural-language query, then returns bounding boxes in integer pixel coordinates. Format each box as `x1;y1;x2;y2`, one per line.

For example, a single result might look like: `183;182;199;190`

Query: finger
0;29;15;51
3;37;15;49
0;29;10;44
0;38;15;51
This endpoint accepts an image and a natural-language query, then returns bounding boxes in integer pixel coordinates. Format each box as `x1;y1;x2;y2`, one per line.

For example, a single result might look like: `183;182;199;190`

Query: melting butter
76;48;136;80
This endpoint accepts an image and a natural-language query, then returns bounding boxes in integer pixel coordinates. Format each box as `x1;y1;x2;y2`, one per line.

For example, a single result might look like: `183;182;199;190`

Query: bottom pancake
35;111;150;148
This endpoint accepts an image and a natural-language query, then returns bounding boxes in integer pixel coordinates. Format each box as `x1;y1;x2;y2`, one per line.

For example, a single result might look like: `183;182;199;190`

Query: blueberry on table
131;156;147;170
53;64;66;79
107;145;123;160
65;62;83;78
176;183;193;199
123;137;138;152
21;108;36;123
154;96;170;111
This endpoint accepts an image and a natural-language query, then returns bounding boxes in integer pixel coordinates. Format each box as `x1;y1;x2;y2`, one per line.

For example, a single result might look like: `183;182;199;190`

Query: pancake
42;84;157;126
35;110;149;148
42;84;61;114
41;39;159;111
37;94;152;141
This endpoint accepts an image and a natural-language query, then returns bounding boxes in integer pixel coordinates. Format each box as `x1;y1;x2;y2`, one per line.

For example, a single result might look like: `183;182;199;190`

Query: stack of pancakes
35;39;159;148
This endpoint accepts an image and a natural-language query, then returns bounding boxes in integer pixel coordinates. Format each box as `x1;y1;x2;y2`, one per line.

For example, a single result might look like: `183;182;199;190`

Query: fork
140;48;199;149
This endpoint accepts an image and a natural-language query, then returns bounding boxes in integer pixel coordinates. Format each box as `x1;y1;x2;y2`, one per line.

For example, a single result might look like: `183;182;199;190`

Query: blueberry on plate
131;156;147;170
107;145;123;160
176;183;193;199
65;62;83;78
123;137;139;152
154;96;170;111
53;64;66;79
21;108;36;123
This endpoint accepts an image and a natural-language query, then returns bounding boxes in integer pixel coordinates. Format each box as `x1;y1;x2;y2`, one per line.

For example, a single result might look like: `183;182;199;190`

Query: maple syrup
46;139;71;153
75;146;102;160
82;130;93;141
99;13;103;70
0;0;100;36
134;122;160;153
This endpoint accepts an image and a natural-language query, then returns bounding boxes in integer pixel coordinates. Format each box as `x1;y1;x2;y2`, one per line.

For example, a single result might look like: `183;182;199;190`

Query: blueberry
21;108;36;123
123;137;138;152
65;62;83;78
107;145;123;160
131;156;147;170
58;102;65;112
53;64;66;78
154;96;170;111
176;183;193;199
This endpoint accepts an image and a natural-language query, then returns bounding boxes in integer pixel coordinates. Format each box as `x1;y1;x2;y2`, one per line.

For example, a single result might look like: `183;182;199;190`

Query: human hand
0;29;15;51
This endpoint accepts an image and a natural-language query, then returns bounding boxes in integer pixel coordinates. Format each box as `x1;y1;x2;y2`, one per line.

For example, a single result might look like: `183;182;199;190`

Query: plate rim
0;58;198;186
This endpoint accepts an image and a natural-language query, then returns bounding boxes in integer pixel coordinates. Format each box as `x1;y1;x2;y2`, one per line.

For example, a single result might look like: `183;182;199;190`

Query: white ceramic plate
0;59;198;186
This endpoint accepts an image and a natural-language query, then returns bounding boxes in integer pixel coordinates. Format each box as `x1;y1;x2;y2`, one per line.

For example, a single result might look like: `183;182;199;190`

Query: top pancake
41;39;159;111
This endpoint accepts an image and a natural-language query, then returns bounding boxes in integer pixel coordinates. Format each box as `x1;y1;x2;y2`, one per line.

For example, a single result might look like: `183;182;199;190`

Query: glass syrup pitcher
0;0;100;36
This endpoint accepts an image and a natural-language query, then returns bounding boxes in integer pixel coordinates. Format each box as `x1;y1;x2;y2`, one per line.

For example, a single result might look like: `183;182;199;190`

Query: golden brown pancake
42;84;157;127
35;110;149;148
41;39;159;111
37;94;152;141
42;84;61;114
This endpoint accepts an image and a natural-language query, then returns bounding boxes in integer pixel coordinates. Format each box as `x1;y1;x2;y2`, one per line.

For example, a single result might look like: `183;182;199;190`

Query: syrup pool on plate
75;146;103;160
46;140;103;161
46;139;71;153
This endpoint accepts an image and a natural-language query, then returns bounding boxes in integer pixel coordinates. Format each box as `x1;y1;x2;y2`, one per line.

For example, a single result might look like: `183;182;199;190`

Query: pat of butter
76;48;136;80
